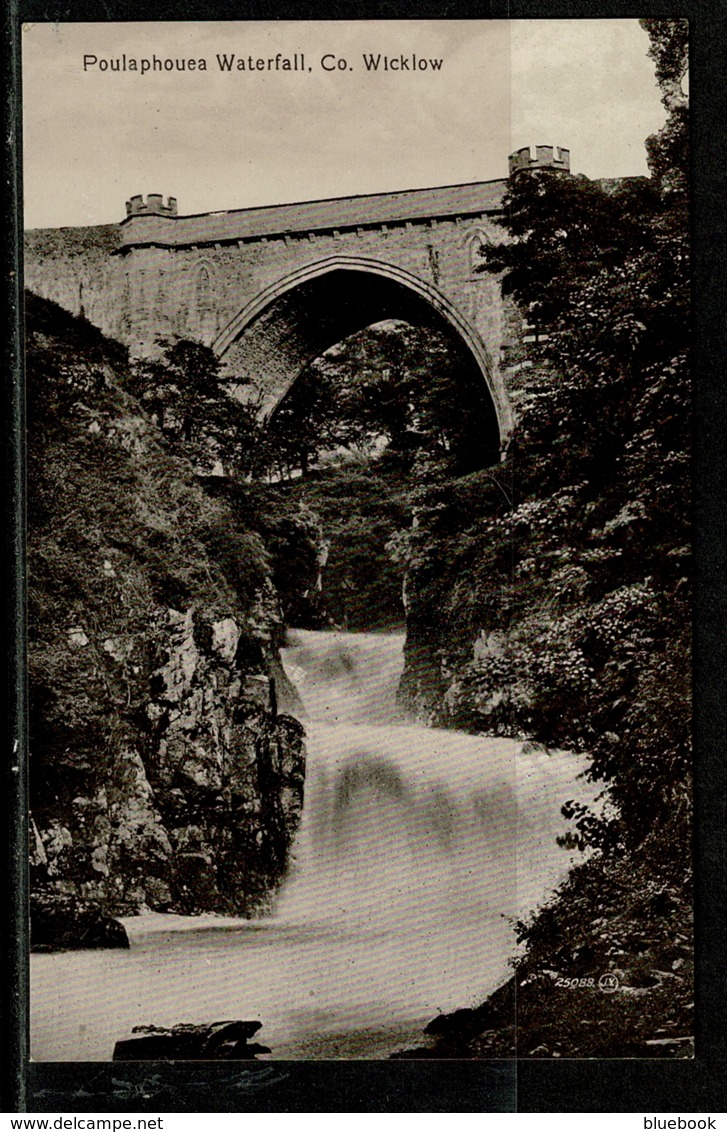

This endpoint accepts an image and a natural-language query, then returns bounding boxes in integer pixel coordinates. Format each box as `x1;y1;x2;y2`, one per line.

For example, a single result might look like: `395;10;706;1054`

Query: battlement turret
508;146;570;178
125;194;178;218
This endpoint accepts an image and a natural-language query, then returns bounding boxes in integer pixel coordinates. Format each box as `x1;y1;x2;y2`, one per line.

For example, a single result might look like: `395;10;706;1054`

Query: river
31;629;592;1061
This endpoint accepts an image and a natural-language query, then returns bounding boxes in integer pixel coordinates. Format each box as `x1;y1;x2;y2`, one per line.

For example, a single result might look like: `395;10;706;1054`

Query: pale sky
22;19;667;229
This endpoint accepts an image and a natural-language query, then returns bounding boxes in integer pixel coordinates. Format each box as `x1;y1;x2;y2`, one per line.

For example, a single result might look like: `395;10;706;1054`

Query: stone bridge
24;146;572;456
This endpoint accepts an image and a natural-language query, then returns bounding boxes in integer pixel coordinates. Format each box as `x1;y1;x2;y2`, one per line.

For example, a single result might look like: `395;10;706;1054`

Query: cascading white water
267;629;593;1054
30;628;593;1062
278;629;592;919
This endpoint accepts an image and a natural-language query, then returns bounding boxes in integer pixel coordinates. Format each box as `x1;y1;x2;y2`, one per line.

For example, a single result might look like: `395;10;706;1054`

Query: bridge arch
213;255;512;459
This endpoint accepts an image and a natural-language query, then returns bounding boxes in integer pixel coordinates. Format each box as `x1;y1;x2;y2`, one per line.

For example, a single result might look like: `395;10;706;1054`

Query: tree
265;321;495;480
129;339;261;475
265;362;352;479
640;18;689;199
405;19;692;854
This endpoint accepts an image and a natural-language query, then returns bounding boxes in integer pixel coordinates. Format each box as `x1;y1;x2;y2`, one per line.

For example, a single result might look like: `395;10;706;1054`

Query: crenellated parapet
125;194;178;218
118;181;508;250
508;145;570;178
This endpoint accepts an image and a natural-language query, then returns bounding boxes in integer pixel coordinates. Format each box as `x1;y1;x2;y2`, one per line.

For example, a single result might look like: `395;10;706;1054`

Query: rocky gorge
27;293;306;944
26;23;693;1057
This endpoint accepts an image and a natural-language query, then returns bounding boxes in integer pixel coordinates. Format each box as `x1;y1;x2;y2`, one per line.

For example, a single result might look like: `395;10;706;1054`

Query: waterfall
268;629;593;1050
278;629;591;924
30;628;593;1062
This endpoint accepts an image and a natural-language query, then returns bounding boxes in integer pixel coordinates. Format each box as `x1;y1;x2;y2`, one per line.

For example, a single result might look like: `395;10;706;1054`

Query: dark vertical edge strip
689;0;727;1068
3;0;29;1115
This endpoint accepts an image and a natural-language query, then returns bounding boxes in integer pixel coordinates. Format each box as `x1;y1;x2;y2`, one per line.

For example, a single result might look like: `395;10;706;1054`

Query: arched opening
465;228;492;275
196;264;213;314
214;257;510;463
194;262;218;341
210;259;511;634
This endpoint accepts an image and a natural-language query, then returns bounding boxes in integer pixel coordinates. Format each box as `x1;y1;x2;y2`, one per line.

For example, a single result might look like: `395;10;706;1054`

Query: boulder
113;1020;270;1060
31;893;129;952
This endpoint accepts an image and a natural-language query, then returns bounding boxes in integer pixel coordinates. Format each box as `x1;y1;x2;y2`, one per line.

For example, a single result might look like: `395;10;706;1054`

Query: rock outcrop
392;850;693;1060
27;293;306;935
30;893;130;952
113;1020;270;1061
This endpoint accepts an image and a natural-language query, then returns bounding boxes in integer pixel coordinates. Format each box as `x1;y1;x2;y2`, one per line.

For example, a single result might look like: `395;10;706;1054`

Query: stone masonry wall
24;181;519;443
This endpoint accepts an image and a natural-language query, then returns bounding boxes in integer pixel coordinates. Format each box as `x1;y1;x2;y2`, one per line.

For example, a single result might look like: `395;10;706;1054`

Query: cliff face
24;225;122;343
27;294;305;923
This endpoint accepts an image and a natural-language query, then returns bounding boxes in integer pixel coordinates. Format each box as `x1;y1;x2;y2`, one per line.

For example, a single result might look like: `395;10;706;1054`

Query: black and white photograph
21;17;692;1069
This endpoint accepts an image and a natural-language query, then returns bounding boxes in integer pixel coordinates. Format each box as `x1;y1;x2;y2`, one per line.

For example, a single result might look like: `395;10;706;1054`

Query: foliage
25;292;272;672
26;292;308;916
408;846;693;1058
276;464;411;630
128;338;264;475
182;320;497;631
125;318;495;488
640;19;689;200
264;363;349;479
401;20;690;856
640;17;688;88
266;320;497;479
225;465;412;631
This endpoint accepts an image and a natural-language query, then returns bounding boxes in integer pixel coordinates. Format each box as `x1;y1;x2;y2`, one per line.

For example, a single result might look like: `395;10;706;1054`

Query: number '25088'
554;974;620;991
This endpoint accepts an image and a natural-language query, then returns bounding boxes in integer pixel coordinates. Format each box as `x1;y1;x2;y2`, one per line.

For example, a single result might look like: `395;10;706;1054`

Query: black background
3;0;726;1113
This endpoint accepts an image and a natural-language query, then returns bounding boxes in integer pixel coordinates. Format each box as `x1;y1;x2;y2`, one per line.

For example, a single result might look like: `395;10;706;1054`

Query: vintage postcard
19;13;694;1107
